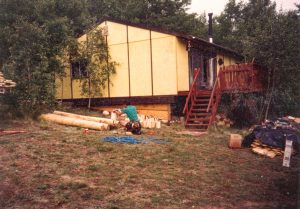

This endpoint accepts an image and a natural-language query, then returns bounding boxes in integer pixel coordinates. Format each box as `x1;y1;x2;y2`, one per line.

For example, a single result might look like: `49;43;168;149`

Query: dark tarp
242;118;300;150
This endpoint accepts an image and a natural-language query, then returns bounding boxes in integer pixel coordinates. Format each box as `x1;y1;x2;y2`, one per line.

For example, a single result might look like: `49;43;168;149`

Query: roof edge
85;17;243;59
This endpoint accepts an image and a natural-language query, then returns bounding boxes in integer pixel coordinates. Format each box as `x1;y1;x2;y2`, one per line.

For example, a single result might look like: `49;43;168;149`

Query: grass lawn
0;115;299;209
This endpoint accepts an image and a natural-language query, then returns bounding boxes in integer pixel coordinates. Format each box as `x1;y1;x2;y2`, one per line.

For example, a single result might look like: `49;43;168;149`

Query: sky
188;0;298;15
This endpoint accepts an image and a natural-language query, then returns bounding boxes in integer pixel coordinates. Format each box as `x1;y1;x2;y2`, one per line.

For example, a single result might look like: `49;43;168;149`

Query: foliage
214;0;300;117
0;0;72;118
87;0;208;38
71;28;117;108
0;0;205;118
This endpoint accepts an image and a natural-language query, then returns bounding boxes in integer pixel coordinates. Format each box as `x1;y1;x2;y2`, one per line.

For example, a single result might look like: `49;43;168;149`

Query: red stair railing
183;68;201;124
206;63;265;127
207;69;222;126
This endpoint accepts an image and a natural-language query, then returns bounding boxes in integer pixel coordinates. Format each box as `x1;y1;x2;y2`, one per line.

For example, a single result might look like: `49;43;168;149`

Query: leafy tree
71;28;117;109
0;0;83;118
214;0;300;118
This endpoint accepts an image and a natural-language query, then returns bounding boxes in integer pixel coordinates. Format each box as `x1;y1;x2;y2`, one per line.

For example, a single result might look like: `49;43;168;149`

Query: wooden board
92;104;171;120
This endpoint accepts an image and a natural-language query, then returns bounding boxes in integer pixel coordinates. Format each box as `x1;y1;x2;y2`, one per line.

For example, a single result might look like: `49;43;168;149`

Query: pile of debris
215;114;233;127
0;72;16;94
243;116;300;158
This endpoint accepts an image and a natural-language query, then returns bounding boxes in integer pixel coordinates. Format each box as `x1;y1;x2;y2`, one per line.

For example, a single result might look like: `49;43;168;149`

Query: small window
71;59;88;78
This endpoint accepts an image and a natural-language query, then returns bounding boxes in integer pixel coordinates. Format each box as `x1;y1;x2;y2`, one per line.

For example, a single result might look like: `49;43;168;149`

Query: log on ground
40;113;109;131
53;111;118;125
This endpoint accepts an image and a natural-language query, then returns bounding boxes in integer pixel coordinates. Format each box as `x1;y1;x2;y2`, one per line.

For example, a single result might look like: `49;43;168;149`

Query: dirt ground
0;114;299;209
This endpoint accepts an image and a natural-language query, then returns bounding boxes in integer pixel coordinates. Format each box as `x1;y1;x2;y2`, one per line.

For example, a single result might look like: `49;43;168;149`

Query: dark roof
95;17;243;59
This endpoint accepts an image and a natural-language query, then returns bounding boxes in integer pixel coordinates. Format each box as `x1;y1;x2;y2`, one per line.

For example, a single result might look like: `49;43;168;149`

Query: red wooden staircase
183;68;222;131
184;90;212;131
183;63;265;132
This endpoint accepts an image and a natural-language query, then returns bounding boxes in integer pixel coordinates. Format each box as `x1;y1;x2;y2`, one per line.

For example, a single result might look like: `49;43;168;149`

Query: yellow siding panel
176;38;189;92
55;66;72;100
128;26;150;42
109;43;130;97
55;77;63;99
93;104;171;120
106;22;127;45
72;79;83;99
129;41;152;96
152;36;177;95
217;53;240;74
151;31;172;39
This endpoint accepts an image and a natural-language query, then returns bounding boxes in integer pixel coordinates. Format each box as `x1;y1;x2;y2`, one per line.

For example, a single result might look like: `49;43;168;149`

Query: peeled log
40;114;109;131
53;111;118;125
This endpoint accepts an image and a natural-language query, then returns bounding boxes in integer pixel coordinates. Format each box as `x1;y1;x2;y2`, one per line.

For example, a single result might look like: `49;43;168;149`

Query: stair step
185;128;208;132
188;117;210;121
193;104;208;107
191;108;209;111
194;99;210;102
189;113;210;116
185;123;209;128
195;96;211;99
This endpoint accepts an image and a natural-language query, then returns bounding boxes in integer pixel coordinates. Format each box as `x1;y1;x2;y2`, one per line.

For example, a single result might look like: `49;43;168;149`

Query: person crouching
115;102;142;135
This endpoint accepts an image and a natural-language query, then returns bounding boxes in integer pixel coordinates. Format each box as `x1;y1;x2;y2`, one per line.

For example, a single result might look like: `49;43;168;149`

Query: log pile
53;111;118;125
0;72;16;94
40;110;163;131
40;111;116;131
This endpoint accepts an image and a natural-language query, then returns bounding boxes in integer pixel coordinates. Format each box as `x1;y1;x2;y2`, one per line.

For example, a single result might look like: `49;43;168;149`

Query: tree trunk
88;77;91;109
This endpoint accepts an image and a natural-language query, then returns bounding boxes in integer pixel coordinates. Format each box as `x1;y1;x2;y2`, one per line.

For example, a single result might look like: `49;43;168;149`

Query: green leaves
71;28;117;108
214;0;300;117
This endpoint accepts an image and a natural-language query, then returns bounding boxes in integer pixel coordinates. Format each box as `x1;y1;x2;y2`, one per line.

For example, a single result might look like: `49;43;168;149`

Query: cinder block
229;134;243;149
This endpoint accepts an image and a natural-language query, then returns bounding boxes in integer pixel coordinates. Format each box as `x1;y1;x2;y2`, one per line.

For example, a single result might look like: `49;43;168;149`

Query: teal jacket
122;105;139;122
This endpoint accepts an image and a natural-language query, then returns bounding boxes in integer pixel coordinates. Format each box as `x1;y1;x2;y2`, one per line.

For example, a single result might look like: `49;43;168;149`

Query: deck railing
219;63;265;93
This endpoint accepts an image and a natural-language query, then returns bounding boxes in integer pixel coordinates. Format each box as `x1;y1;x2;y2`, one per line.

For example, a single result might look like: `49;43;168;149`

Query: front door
189;49;205;89
189;49;217;90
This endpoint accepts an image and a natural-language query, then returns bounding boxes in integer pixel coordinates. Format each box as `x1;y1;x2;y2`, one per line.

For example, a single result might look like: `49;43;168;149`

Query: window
71;59;88;78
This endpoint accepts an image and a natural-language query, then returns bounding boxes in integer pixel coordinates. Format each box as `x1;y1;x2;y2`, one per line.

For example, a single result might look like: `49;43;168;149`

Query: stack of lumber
251;139;284;158
0;72;16;88
40;111;118;131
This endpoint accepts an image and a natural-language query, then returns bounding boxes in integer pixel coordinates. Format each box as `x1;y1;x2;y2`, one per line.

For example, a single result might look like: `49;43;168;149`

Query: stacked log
40;113;109;131
53;111;118;125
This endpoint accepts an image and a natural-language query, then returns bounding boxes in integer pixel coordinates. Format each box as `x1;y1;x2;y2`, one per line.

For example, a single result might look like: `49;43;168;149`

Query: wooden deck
219;63;266;93
184;63;266;131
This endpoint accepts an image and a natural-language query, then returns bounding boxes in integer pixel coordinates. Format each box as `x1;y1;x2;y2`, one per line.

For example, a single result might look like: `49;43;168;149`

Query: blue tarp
101;136;169;144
